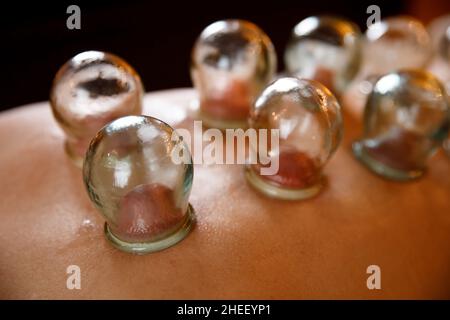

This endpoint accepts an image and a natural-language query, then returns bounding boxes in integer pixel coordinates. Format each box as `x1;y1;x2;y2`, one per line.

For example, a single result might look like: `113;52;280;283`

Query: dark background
0;0;448;111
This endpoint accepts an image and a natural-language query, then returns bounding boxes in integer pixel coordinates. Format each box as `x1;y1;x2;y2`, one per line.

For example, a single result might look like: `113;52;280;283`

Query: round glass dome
83;115;195;254
191;19;277;129
362;16;431;77
50;51;144;167
285;16;362;95
353;69;450;180
246;77;343;200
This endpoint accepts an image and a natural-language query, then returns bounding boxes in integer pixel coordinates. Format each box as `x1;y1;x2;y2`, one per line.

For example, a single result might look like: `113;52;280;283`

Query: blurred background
0;0;449;111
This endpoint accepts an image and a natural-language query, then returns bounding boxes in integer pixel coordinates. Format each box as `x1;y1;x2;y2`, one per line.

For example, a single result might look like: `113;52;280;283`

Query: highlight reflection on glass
246;77;343;200
191;19;277;129
83;116;195;254
353;69;450;180
50;51;144;167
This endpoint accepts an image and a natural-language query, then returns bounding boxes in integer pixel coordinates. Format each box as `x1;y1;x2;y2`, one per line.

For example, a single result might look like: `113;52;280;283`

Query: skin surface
0;88;449;299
